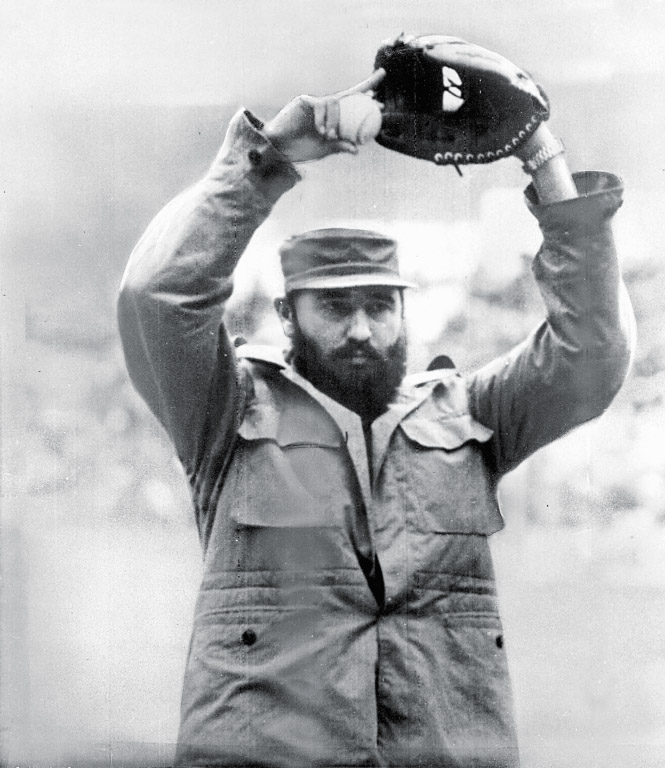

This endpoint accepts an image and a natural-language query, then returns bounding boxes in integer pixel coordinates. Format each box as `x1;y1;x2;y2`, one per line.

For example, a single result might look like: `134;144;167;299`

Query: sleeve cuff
525;171;624;233
206;108;301;195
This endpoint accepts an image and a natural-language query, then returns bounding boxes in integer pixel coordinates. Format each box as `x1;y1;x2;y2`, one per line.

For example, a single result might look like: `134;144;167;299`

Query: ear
274;296;296;339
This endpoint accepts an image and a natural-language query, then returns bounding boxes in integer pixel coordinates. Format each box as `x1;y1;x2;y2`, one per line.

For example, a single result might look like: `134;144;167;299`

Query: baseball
338;93;382;144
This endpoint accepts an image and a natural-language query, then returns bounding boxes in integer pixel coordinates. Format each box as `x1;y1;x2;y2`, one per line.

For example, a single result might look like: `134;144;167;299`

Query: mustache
330;342;386;361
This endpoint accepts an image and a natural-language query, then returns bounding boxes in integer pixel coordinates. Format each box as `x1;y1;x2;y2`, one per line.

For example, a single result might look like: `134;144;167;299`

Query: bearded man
118;68;633;768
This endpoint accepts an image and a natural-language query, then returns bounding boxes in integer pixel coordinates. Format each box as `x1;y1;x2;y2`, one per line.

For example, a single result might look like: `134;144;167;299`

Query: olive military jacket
118;110;633;767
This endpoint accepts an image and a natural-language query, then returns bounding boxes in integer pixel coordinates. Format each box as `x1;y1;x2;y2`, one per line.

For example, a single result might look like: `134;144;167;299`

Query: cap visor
286;274;417;291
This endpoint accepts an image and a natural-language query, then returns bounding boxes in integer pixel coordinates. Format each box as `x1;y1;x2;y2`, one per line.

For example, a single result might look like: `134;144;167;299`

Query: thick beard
291;322;407;422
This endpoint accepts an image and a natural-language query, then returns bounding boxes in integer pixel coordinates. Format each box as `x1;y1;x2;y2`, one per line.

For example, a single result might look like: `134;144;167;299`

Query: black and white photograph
1;2;664;767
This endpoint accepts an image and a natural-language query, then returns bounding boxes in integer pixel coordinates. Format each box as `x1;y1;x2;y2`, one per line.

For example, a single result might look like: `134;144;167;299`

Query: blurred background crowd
2;1;664;766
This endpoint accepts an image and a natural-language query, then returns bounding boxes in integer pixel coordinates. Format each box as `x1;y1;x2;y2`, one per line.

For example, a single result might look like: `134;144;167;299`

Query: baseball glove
373;35;549;169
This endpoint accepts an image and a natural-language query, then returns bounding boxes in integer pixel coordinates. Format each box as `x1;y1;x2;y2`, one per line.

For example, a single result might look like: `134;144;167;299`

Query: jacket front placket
279;369;439;558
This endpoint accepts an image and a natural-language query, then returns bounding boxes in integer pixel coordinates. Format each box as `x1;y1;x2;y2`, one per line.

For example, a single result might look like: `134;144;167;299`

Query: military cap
279;228;416;292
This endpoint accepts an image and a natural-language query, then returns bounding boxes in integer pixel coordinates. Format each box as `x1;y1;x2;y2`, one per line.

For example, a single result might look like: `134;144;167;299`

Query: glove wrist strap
522;136;565;175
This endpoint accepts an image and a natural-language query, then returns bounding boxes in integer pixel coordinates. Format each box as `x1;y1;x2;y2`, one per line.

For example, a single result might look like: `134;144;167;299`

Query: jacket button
496;634;504;649
241;628;257;646
248;148;262;166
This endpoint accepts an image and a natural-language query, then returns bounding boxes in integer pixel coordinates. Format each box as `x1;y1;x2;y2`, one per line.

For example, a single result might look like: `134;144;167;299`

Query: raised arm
117;74;384;475
467;126;635;476
117;110;301;471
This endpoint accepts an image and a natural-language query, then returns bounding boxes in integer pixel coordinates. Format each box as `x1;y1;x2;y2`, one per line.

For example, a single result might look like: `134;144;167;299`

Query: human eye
319;296;351;317
366;297;395;318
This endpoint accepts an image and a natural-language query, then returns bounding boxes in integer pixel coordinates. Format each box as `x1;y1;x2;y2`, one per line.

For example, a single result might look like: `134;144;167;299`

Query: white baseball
337;93;382;145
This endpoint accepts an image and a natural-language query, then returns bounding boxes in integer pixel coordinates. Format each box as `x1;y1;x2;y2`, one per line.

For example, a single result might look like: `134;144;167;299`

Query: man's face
278;286;407;419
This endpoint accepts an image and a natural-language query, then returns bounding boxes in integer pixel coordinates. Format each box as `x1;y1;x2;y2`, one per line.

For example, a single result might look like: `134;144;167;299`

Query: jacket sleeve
467;171;635;478
117;110;300;477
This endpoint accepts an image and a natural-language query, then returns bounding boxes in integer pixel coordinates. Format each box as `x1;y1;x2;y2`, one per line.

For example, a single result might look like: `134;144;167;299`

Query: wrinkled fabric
118;109;634;767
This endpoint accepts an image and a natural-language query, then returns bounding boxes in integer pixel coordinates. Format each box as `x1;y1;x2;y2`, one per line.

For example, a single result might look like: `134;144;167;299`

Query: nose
346;308;372;342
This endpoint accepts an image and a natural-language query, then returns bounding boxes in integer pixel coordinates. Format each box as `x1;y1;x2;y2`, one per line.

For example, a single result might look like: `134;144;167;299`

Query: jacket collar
236;343;454;495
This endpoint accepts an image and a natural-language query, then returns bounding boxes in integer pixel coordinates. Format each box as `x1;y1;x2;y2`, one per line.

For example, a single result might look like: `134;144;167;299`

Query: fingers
313;96;341;140
337;68;386;98
334;139;359;156
310;99;359;155
324;98;340;139
312;98;327;136
311;70;386;140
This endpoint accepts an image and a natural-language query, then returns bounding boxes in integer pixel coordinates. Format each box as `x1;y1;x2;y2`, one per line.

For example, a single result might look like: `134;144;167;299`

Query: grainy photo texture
1;2;664;767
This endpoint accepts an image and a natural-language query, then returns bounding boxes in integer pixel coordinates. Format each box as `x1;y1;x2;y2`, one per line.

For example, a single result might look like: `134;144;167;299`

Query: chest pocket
229;403;350;529
400;414;503;535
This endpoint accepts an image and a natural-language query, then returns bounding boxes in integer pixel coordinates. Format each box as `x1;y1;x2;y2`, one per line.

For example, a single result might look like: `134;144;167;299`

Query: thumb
332;139;359;155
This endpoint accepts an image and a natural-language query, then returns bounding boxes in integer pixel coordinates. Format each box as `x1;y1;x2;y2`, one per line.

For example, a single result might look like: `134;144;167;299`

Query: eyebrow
317;289;396;302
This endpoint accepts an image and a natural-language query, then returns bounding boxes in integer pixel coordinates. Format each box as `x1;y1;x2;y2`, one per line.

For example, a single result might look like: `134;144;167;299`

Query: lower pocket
414;611;517;750
179;601;379;766
194;606;315;669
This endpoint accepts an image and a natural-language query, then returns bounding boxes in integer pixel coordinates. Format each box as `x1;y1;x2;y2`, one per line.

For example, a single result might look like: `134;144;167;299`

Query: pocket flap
232;405;346;530
401;414;493;450
227;440;340;529
238;404;342;449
